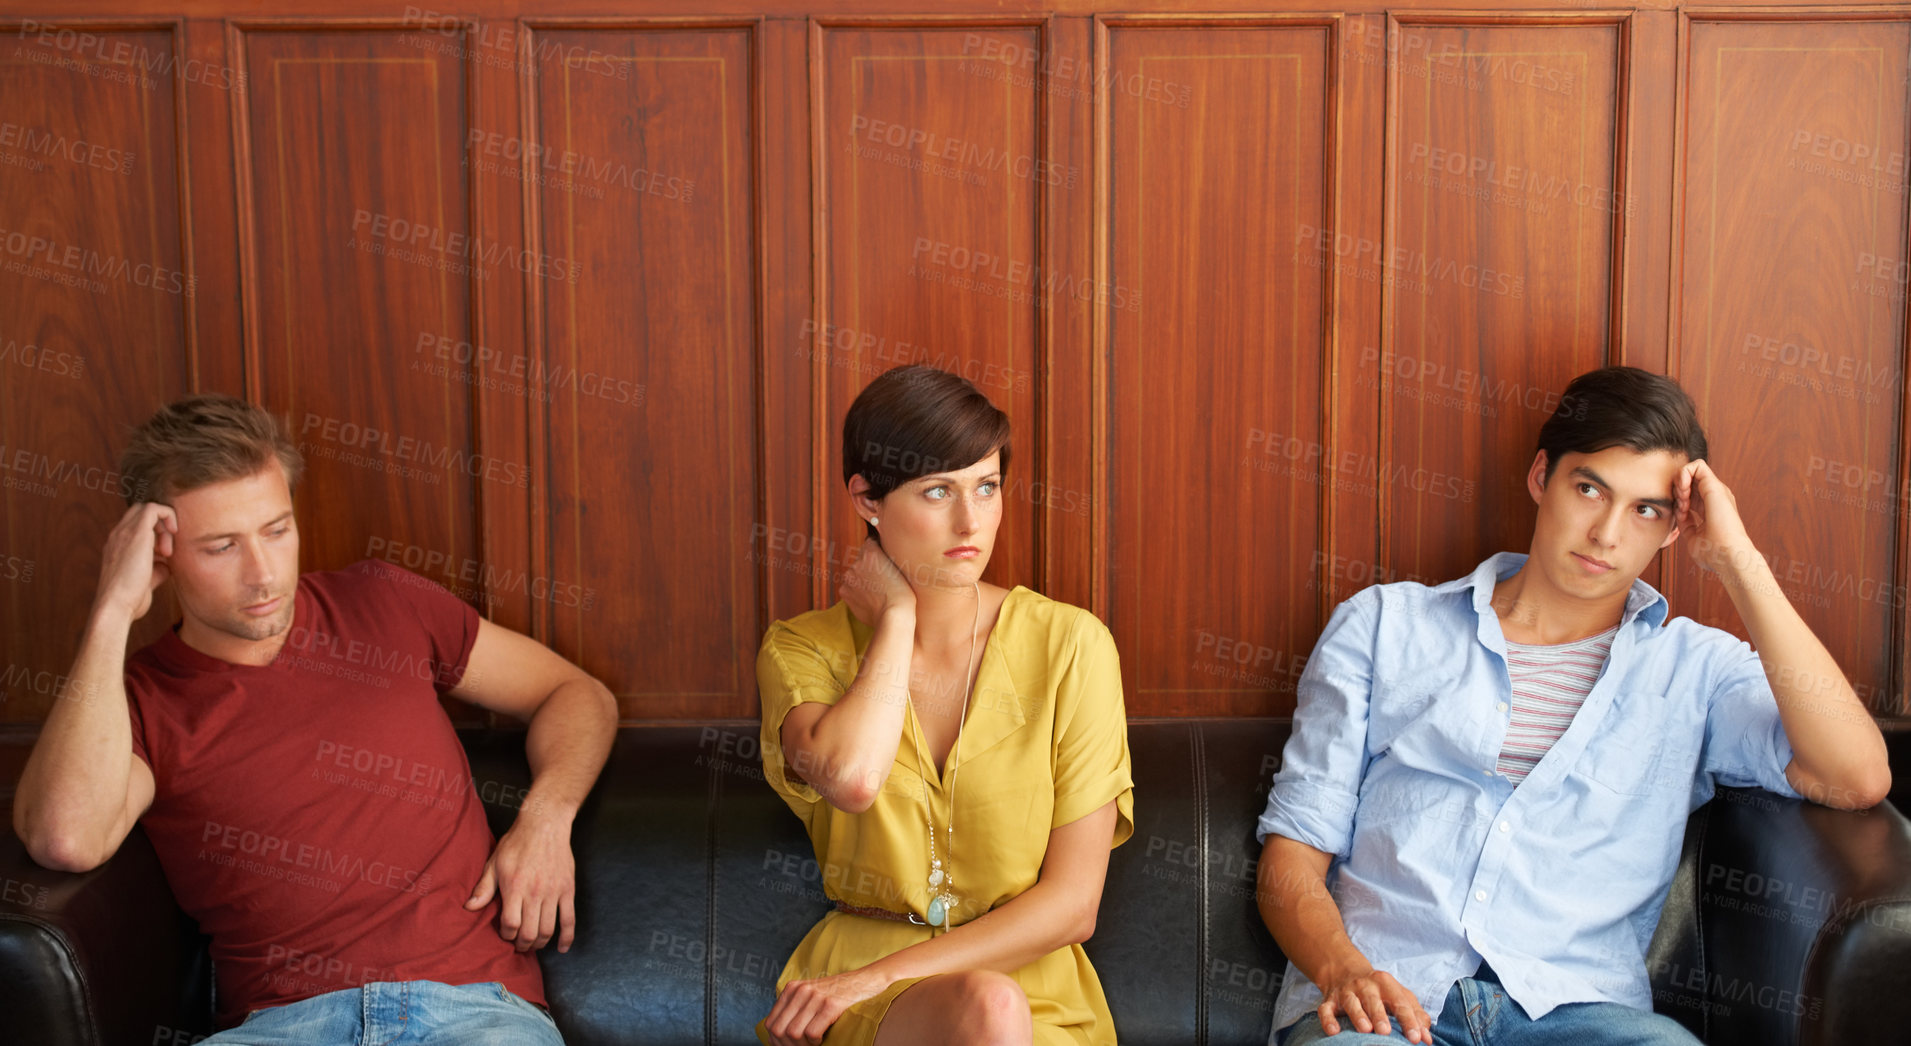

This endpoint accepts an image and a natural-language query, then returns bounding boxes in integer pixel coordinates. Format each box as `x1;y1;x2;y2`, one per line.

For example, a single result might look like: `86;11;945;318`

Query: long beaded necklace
906;581;980;929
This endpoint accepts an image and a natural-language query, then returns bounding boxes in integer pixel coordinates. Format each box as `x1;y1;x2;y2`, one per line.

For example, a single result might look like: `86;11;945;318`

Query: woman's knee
947;971;1031;1039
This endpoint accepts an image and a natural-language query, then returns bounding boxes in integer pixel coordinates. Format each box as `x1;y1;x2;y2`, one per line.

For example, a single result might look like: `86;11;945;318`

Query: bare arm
452;618;617;952
1677;460;1891;809
867;799;1113;976
777;538;918;813
13;503;170;872
762;800;1116;1046
1257;835;1431;1044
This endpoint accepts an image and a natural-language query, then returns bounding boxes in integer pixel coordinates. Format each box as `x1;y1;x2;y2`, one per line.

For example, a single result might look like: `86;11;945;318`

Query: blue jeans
1278;967;1698;1046
200;980;564;1046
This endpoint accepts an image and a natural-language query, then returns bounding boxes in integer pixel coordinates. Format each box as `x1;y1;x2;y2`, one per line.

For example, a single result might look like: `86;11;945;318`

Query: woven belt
833;900;926;925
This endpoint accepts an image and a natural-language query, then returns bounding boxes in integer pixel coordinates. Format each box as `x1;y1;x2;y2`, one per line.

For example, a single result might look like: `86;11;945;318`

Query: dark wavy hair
1537;366;1707;483
841;365;1011;535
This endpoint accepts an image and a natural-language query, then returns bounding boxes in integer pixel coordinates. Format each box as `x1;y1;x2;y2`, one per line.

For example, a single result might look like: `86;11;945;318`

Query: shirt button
1475;890;1487;902
1482;768;1493;775
1496;701;1508;712
1498;821;1510;833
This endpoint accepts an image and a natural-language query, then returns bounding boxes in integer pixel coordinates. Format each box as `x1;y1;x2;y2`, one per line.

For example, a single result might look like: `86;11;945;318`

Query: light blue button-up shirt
1258;552;1798;1039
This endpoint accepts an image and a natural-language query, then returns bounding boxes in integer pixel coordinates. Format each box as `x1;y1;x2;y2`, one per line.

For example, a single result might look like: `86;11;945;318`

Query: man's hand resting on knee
1316;966;1431;1042
1259;835;1434;1045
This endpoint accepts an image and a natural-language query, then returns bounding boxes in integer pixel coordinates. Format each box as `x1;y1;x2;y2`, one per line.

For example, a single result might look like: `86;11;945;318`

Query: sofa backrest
461;720;1711;1046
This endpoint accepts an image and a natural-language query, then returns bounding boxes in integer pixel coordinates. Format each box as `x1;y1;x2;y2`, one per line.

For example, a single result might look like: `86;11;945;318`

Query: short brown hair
119;394;304;505
842;366;1011;534
1537;366;1707;484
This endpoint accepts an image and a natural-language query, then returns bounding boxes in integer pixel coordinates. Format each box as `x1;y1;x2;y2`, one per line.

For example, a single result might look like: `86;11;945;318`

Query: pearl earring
869;517;879;527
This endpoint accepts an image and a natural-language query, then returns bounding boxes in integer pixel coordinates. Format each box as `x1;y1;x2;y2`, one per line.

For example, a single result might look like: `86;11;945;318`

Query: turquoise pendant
927;896;947;926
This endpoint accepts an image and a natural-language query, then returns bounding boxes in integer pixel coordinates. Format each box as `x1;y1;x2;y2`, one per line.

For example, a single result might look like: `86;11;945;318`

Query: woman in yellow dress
755;365;1133;1046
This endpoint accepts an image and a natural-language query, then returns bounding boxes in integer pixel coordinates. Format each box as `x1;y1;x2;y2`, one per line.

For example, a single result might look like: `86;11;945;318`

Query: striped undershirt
1495;625;1619;783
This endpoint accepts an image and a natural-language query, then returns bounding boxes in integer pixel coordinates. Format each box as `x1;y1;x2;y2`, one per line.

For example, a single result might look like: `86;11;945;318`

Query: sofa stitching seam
705;751;722;1046
1694;802;1711;1043
1194;722;1210;1046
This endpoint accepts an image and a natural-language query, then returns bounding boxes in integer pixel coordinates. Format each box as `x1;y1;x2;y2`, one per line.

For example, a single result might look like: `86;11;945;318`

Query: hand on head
97;502;176;620
1672;458;1750;573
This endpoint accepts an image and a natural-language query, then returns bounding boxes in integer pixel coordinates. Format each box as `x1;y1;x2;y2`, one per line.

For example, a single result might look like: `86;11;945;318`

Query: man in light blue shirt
1255;367;1892;1046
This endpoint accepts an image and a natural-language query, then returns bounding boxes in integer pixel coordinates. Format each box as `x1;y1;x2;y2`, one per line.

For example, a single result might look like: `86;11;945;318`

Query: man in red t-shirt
13;395;617;1044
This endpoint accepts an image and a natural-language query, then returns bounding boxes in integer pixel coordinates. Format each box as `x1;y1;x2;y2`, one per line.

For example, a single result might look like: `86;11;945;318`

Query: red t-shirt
123;560;544;1027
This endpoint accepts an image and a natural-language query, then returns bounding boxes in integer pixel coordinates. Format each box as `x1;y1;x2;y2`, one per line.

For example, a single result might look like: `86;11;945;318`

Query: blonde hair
118;394;304;505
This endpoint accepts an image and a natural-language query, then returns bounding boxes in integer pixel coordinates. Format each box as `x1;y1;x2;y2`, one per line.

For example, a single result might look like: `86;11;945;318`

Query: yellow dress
754;586;1134;1046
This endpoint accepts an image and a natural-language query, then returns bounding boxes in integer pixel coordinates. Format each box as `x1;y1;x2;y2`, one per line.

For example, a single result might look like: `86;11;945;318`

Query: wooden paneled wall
0;0;1906;724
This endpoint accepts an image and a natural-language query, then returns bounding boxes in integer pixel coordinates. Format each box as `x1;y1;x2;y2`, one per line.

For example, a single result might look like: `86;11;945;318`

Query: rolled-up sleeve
1051;615;1135;848
756;622;849;811
1700;637;1800;798
1256;591;1380;856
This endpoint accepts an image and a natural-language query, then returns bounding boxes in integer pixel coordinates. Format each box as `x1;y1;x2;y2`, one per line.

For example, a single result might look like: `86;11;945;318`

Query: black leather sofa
4;720;1910;1046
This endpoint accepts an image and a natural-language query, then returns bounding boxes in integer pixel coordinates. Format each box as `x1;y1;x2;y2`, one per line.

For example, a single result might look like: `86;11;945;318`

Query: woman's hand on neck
839;536;918;628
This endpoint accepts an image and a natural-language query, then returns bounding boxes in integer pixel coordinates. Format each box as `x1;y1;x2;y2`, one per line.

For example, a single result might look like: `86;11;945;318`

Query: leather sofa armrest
0;821;210;1046
1693;788;1911;1045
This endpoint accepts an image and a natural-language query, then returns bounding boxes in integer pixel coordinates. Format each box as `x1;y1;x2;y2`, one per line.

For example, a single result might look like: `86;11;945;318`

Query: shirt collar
1461;551;1668;629
843;586;1032;779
